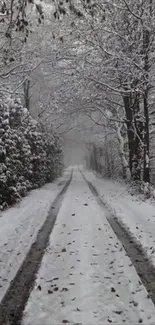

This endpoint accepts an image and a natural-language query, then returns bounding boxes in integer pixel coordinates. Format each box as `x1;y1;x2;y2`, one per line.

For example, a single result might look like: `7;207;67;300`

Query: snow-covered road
84;170;155;267
22;169;155;325
0;169;71;302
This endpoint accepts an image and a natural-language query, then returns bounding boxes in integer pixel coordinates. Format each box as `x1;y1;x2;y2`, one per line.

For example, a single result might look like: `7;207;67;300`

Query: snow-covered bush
0;93;63;210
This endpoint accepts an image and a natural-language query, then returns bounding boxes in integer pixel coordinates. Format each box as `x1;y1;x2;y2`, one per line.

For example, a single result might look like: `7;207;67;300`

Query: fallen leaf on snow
48;290;53;294
61;301;65;305
61;288;69;292
53;287;59;292
62;320;70;323
114;310;122;315
133;301;138;306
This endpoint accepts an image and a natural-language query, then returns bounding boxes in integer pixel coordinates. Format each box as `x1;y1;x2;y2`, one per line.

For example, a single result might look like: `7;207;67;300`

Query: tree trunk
143;28;150;183
143;93;150;182
123;93;134;174
23;79;30;111
131;93;143;181
104;135;110;177
123;90;144;181
92;145;96;171
116;121;131;181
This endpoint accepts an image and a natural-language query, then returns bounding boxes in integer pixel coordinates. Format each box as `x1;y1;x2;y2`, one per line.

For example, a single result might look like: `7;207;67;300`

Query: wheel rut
82;171;155;306
0;172;72;325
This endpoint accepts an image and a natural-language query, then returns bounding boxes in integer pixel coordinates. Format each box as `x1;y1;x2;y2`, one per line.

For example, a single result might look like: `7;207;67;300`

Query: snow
0;169;71;302
145;154;149;168
83;170;155;267
22;169;155;325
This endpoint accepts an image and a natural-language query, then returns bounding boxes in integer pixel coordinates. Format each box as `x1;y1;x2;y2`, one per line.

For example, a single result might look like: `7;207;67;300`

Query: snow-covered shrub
140;182;155;199
0;93;63;210
126;179;155;201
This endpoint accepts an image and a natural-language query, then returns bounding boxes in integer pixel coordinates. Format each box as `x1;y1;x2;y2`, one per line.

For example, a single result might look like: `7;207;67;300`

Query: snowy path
22;169;155;325
83;170;155;266
0;169;71;302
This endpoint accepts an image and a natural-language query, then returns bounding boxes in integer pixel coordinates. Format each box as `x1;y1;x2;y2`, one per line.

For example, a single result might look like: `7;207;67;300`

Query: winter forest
3;2;155;324
1;0;155;208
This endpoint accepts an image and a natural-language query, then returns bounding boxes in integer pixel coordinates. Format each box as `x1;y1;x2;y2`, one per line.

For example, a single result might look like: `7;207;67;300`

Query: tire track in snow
81;170;155;306
0;172;72;325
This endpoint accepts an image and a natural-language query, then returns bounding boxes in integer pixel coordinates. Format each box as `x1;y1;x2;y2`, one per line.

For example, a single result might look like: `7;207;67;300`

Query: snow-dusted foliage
0;93;63;210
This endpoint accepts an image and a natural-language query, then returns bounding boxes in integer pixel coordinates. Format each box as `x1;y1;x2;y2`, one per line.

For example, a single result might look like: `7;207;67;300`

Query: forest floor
0;167;155;324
